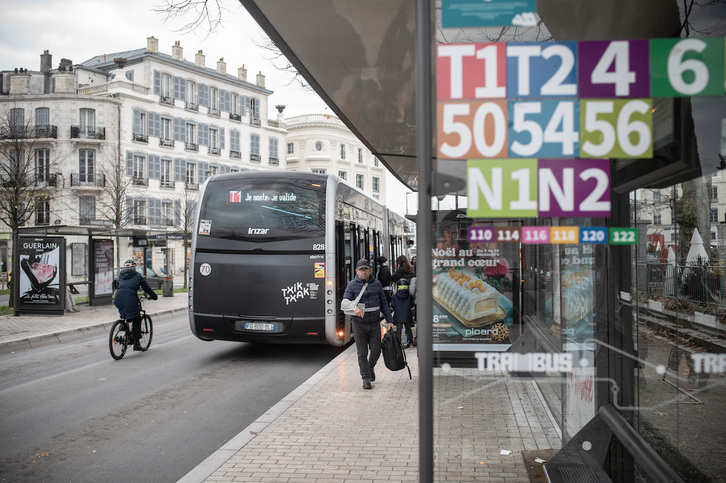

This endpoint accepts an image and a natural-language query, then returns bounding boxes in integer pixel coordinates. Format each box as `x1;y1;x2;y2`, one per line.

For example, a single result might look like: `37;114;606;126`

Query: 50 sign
438;98;653;159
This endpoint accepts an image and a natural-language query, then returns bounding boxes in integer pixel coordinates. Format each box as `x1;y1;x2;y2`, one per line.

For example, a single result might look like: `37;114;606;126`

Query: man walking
342;259;394;389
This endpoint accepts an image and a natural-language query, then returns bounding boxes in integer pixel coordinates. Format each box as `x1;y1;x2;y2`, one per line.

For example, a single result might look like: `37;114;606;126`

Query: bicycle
109;294;154;360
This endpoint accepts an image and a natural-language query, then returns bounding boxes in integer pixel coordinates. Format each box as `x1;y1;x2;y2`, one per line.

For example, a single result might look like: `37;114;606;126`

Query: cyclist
114;259;158;351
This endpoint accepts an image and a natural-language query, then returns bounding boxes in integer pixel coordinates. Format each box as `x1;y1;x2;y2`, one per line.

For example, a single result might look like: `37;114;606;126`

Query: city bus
188;171;414;345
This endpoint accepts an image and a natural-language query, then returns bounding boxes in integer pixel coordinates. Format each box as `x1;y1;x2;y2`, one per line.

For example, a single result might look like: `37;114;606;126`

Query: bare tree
170;184;197;288
97;151;133;271
0;105;65;307
154;0;229;37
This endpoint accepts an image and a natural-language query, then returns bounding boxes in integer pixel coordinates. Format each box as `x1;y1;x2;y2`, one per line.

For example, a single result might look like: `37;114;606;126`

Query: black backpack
381;329;412;379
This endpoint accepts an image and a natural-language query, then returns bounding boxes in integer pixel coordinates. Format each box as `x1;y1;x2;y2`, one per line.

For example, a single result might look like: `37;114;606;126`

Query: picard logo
248;228;269;235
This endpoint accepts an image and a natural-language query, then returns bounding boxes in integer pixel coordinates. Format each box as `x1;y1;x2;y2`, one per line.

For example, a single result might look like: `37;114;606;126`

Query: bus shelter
12;225;176;315
240;1;725;481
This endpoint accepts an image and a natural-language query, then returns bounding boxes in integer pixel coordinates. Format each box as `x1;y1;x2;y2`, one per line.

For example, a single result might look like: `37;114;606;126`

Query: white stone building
285;114;387;203
0;38;388;283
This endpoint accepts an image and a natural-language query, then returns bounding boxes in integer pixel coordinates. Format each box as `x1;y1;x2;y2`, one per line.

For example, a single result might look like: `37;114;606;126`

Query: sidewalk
0;296;561;482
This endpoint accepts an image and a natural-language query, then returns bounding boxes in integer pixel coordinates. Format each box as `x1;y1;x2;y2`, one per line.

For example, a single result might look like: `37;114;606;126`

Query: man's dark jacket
342;275;393;324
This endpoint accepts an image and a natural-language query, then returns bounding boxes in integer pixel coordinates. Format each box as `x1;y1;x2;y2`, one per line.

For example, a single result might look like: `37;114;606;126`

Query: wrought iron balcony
230;150;241;159
229;113;241;122
160;179;175;189
35;173;59;187
159;138;174;147
160;95;174;106
185;182;199;191
208;107;220;117
133;133;148;143
250;154;261;163
132;177;149;186
70;172;106;187
269;157;279;166
209;146;221;155
132;216;147;225
71;126;106;140
250;117;261;127
185;142;198;152
1;125;58;139
185;101;198;111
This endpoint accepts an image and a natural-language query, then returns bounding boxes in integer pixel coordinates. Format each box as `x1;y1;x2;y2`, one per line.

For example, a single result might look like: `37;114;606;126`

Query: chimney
9;72;32;95
256;71;265;88
172;41;183;61
195;50;205;68
216;57;226;74
52;70;75;93
40;50;52;73
147;36;159;53
237;65;247;82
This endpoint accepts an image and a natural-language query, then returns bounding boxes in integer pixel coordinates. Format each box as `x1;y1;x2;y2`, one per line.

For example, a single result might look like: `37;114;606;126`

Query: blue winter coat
114;268;156;319
342;275;393;324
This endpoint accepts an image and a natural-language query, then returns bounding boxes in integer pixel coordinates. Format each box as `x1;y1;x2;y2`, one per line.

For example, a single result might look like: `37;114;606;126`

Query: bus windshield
198;177;326;244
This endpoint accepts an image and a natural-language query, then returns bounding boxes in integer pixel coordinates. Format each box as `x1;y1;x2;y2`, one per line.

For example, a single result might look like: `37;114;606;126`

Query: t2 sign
467;159;611;218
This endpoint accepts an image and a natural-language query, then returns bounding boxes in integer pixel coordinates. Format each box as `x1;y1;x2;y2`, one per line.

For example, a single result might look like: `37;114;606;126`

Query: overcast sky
0;0;413;214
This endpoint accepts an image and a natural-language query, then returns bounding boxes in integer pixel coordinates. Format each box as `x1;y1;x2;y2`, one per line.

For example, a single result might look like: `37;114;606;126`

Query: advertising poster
17;237;64;310
432;211;516;351
93;239;114;296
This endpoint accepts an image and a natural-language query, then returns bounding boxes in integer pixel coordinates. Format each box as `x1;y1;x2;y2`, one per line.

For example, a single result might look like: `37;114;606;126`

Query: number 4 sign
467;158;611;218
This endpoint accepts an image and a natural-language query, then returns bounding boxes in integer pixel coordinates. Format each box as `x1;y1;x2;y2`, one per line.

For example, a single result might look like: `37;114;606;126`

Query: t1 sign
467;159;611;218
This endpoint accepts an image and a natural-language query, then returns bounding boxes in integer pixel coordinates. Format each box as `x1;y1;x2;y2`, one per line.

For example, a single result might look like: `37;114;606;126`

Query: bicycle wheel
137;314;153;351
109;320;128;360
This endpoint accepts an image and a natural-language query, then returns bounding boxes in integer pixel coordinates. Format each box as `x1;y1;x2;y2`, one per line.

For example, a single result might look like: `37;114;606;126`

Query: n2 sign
467;159;611;218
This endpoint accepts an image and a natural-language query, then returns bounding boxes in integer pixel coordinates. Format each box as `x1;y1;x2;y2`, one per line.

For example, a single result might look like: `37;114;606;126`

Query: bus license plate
244;322;274;331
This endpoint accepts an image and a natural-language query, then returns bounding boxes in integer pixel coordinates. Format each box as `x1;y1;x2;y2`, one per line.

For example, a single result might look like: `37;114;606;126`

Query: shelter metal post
416;0;434;481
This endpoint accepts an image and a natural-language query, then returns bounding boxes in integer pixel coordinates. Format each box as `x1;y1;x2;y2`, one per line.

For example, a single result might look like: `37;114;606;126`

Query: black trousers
352;320;382;380
130;315;142;343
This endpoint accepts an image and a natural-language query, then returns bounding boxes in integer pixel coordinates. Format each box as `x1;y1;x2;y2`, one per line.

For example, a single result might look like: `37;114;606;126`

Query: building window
315;141;323;151
36;149;50;182
269;138;279;164
161;73;172;102
374;157;379;167
125;70;134;81
79;196;95;225
711;208;719;223
230;93;240;120
358;148;363;163
133;199;147;225
162;201;174;226
654;212;662;224
372;176;380;193
185;122;197;151
287;142;294;154
250;97;260;124
209;127;220;155
79;149;95;183
712;186;718;201
161;158;173;188
340;144;346;160
250;134;260;162
133;109;147;142
10;108;24;133
356;174;364;190
35;107;50;136
79;108;95;136
338;170;347;180
186;162;197;186
160;117;172;146
133;154;146;184
35;197;50;225
312;168;326;174
209;87;220;115
186;80;197;109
